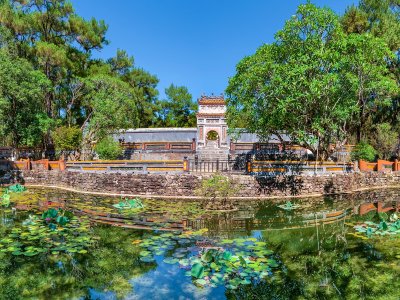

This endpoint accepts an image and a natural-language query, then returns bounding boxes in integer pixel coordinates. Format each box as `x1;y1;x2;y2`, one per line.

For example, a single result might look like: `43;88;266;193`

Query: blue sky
72;0;357;100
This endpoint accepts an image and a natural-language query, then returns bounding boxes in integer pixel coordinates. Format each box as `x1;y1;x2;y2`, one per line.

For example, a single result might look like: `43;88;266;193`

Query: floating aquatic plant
113;197;145;210
8;184;27;193
138;230;279;289
277;201;301;211
351;212;400;238
0;210;95;256
0;184;27;208
41;208;73;229
1;190;10;207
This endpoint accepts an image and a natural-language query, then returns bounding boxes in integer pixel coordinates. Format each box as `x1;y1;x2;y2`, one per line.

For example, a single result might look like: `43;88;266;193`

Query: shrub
351;141;377;162
195;173;239;210
52;126;82;151
95;136;122;160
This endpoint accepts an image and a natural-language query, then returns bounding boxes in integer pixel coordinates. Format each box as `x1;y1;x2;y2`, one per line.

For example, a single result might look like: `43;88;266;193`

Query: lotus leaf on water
8;184;27;193
0;209;95;256
352;212;400;238
112;197;144;210
191;263;205;278
1;192;10;207
138;231;279;289
277;201;301;211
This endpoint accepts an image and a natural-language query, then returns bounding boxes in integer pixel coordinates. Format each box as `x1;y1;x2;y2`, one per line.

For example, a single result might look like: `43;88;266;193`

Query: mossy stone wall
20;170;400;199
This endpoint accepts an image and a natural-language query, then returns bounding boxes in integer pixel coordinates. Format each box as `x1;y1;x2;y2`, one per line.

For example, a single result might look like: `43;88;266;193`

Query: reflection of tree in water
253;222;400;299
0;225;154;300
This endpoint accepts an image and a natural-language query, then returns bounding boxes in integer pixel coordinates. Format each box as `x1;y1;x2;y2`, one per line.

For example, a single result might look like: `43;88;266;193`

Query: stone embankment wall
19;170;400;199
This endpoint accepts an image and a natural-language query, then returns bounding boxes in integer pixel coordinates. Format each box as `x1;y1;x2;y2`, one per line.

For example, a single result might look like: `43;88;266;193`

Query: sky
71;0;357;100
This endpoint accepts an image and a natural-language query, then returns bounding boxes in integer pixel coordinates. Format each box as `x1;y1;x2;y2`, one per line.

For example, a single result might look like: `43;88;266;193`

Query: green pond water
1;187;400;300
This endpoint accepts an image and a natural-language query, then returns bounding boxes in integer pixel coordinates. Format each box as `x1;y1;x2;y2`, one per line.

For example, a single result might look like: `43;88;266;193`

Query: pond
1;186;400;299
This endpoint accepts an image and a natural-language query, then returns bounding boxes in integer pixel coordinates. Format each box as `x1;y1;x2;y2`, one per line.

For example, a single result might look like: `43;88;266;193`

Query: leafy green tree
226;4;358;160
52;126;82;160
371;123;399;159
0;50;50;148
107;49;159;128
95;136;122;160
155;84;197;127
351;141;377;161
0;0;108;118
343;0;400;50
52;126;82;151
342;0;400;134
0;1;162;154
227;3;398;159
344;33;398;142
81;74;138;155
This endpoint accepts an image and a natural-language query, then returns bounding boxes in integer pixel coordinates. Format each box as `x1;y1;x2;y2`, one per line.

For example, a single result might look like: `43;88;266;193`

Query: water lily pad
195;279;207;286
191;263;204;279
163;257;179;264
179;259;190;266
267;259;279;268
139;250;151;257
140;256;155;263
222;251;232;261
221;239;234;244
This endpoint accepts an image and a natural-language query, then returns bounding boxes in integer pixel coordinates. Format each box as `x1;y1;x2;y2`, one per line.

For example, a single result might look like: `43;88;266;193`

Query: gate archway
206;130;219;147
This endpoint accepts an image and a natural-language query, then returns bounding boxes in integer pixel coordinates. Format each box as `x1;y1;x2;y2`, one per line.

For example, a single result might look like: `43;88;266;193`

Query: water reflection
0;187;400;299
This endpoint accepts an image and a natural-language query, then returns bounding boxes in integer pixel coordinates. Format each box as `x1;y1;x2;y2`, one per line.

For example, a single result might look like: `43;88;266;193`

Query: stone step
198;152;228;156
197;147;230;160
197;149;229;153
198;154;229;160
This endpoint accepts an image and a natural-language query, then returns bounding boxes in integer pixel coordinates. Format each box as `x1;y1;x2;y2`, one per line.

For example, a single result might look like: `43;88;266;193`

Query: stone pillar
359;160;367;172
59;159;66;171
183;157;190;172
192;138;196;152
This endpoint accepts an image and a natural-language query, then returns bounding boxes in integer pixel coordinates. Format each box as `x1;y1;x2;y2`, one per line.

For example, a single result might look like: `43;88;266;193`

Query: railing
188;159;245;173
248;160;354;176
121;142;195;152
66;160;184;173
0;159;65;171
359;159;400;172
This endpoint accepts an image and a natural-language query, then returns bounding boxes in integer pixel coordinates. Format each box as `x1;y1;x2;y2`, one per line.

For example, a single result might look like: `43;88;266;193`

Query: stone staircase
197;148;229;160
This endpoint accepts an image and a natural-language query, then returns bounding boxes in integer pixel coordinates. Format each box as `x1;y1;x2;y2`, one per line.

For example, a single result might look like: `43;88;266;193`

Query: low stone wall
18;170;400;199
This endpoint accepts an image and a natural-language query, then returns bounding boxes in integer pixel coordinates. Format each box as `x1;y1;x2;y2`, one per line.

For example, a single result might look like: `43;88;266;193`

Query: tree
371;123;399;159
341;5;369;34
342;0;400;134
0;0;108;118
80;74;139;156
52;125;82;159
226;4;358;160
155;84;197;127
95;136;122;160
107;49;159;128
344;33;398;142
195;174;239;211
0;50;50;149
351;141;377;162
0;1;160;154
